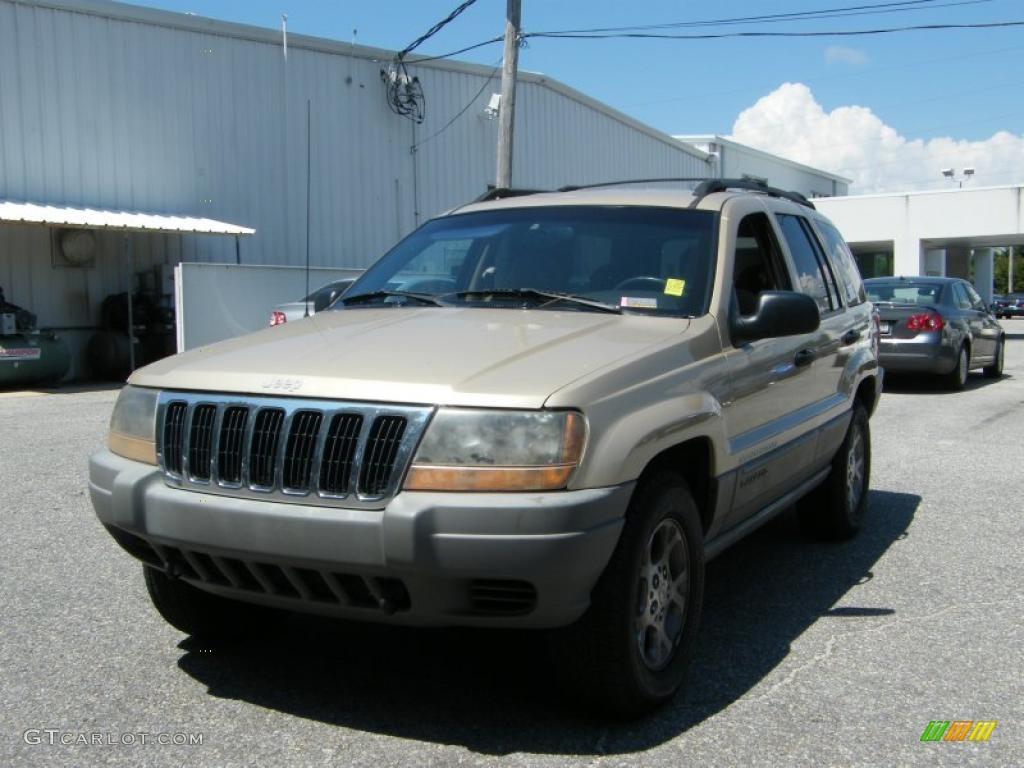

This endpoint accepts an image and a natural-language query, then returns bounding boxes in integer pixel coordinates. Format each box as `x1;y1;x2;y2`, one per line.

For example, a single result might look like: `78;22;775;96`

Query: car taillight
906;312;944;332
270;311;287;326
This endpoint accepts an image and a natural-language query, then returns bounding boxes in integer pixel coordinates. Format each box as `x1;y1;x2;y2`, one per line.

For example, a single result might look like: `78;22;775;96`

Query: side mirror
730;290;820;345
313;291;337;313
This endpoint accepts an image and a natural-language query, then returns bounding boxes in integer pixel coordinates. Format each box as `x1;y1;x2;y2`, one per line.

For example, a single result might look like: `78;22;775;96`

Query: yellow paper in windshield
664;278;685;297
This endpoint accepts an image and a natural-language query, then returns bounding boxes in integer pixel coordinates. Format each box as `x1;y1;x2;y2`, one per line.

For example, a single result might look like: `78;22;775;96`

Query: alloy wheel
846;426;866;512
635;518;689;671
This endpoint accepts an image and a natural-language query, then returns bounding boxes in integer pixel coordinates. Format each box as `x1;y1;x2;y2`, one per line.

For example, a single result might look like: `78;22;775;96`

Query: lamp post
941;167;975;189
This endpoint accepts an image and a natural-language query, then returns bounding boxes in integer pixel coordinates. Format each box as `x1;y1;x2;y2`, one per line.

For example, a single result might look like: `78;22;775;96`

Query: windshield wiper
339;290;448;307
450;288;622;314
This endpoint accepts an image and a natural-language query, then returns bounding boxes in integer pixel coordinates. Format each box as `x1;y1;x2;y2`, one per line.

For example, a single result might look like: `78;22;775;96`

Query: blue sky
131;1;1024;191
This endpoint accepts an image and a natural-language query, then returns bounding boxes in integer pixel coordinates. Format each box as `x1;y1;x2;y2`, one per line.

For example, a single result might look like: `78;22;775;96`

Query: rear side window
815;220;867;306
952;283;972;309
777;214;835;313
963;283;986;310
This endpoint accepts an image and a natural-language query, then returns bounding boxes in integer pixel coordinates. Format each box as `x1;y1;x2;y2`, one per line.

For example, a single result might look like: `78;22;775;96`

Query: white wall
816;186;1024;276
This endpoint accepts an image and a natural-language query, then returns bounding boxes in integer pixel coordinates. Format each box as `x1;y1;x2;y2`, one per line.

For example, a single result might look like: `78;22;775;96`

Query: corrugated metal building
0;0;714;379
675;135;850;199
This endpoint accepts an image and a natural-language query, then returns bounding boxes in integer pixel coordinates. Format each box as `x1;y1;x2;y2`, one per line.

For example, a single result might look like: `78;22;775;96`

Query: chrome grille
217;406;248;484
282;410;323;491
359;415;407;496
187;404;216;480
248;408;285;488
319;413;363;495
157;393;432;507
162;402;187;476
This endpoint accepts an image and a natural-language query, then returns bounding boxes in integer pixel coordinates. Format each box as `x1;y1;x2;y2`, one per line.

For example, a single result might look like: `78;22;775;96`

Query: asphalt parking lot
2;329;1023;768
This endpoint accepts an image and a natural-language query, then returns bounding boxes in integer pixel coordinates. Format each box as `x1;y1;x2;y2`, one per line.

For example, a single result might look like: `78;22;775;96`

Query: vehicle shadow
176;489;919;756
882;371;1007;394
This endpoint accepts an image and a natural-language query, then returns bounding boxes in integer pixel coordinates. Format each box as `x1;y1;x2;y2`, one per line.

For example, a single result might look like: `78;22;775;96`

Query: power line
407;18;1024;67
382;0;483;124
407;37;504;64
400;0;480;57
623;43;1024;109
536;0;986;35
412;60;502;151
527;20;1024;42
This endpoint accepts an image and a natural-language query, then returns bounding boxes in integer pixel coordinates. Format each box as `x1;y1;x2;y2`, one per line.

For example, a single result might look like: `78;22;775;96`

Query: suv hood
132;307;691;408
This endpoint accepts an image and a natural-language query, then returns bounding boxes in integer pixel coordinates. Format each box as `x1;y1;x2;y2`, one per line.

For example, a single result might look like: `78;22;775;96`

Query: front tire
144;565;282;640
983;337;1004;379
561;471;705;717
799;403;870;540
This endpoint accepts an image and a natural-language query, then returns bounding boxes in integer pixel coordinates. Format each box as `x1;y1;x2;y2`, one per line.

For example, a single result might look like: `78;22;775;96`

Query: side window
732;212;789;316
964;283;985;310
952;283;972;310
815;219;867;306
777;214;835;313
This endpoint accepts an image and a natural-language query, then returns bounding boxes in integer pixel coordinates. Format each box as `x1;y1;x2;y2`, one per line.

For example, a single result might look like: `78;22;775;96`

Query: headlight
404;409;586;492
108;385;160;465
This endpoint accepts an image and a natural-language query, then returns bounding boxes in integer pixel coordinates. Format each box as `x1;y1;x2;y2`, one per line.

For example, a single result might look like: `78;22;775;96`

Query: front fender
570;392;727;488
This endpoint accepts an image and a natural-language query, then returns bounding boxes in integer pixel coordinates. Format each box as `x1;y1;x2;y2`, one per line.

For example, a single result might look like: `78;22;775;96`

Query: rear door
774;211;851;411
960;282;999;360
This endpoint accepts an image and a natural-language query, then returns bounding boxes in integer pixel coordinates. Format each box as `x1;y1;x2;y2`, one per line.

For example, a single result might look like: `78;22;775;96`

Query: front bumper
877;336;958;374
89;450;630;628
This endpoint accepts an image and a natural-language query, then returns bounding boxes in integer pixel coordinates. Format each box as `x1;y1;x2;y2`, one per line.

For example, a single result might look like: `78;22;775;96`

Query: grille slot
106;527;412;613
359;416;408;496
157;395;429;507
162;402;187;476
467;580;538;616
217;406;248;484
187;404;217;480
282;410;323;491
248;408;285;488
318;413;363;495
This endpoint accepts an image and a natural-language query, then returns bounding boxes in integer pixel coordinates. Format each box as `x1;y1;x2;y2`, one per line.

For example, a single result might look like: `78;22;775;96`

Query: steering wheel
614;276;665;292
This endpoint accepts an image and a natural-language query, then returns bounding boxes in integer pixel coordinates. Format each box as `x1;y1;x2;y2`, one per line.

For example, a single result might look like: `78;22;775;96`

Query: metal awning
0;199;255;235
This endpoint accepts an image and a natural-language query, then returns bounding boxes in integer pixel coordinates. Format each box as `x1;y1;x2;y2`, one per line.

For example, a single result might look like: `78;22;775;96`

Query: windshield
865;280;944;305
337;206;718;316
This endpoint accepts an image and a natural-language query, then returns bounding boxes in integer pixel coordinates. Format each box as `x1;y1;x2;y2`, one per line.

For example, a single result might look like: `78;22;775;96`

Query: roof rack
474;187;549;203
690;179;816;210
470;178;816;211
557;177;712;193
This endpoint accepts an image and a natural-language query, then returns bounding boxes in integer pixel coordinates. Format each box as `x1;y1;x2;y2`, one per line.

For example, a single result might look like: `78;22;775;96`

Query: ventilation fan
53;228;97;267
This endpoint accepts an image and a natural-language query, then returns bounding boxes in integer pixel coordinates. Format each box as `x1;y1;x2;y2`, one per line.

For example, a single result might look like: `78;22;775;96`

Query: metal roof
0;199;255;235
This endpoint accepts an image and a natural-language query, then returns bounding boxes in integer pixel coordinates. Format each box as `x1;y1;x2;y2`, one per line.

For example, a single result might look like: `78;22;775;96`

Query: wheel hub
635;518;689;671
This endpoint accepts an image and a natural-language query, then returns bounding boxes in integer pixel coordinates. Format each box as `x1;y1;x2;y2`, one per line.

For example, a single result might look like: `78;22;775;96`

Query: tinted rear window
865;281;944;305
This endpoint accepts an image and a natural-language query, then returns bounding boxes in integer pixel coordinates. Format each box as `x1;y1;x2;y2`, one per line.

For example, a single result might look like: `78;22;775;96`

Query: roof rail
474;187;548;203
690;179;816;210
557;177;712;193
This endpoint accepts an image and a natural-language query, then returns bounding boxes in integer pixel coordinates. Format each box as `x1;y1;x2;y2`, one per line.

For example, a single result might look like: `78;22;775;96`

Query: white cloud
824;46;868;66
730;82;1024;193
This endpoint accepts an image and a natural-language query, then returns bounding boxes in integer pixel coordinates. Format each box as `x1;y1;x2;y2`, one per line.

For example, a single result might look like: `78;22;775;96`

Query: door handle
794;349;815;367
841;329;861;345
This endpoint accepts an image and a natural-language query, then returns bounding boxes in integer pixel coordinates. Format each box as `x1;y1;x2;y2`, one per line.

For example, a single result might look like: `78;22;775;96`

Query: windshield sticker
664;278;686;297
621;296;658;309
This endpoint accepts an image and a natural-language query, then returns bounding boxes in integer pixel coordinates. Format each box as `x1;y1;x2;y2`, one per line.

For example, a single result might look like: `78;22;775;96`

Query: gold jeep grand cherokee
89;179;882;716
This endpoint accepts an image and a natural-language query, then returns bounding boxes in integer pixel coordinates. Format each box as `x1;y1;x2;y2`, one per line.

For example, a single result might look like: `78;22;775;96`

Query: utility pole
495;0;521;189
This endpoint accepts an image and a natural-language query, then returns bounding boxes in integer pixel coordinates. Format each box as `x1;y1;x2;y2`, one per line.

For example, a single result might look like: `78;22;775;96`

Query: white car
269;279;354;326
